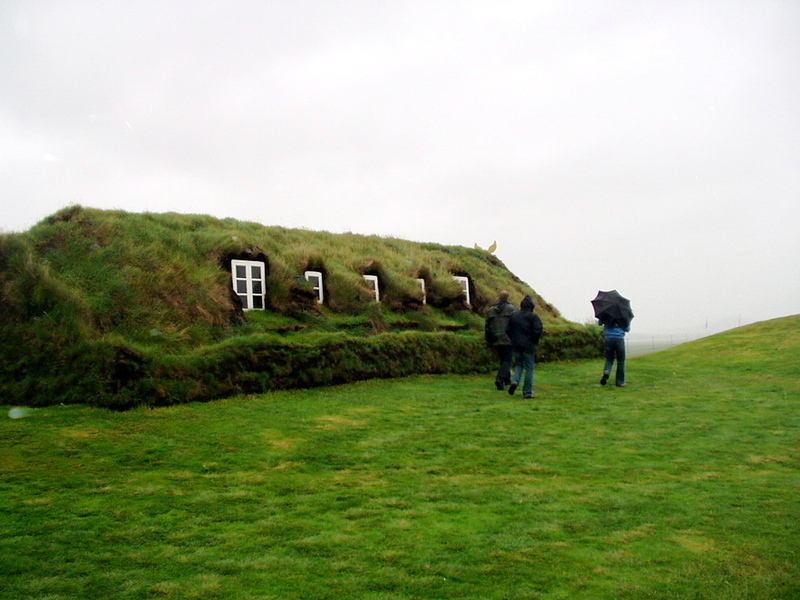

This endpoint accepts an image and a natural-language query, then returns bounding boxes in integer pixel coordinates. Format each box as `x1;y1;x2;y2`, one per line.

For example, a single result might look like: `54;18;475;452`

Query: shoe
600;373;609;386
495;380;504;391
616;383;629;387
508;383;518;396
524;394;537;399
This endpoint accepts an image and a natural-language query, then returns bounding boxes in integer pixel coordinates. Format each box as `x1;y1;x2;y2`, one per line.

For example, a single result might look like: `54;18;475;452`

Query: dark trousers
494;345;513;385
603;337;626;386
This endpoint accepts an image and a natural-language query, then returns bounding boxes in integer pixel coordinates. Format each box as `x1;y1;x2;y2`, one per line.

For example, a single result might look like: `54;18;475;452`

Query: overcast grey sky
2;1;799;337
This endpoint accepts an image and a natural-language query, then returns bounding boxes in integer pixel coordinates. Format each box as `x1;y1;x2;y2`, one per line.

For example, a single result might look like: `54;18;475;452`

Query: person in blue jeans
505;295;544;399
599;318;630;387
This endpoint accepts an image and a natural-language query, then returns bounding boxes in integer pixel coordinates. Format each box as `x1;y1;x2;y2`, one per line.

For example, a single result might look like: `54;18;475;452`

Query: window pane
363;275;379;301
304;271;323;303
232;260;268;311
453;276;470;304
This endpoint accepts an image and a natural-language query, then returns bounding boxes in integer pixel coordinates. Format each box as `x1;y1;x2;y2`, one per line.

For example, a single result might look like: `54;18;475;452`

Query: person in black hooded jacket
505;295;544;398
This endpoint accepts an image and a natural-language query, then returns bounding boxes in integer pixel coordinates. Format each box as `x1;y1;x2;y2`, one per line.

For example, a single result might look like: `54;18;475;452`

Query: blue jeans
511;349;536;397
604;337;626;386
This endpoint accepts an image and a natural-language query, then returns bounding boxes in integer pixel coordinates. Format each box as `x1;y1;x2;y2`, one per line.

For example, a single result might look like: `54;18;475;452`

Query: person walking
599;318;630;387
505;295;544;399
484;291;515;390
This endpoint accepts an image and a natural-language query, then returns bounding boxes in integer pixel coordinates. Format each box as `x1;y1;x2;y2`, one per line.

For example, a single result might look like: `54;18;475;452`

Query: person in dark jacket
484;291;516;390
599;318;630;387
505;295;544;398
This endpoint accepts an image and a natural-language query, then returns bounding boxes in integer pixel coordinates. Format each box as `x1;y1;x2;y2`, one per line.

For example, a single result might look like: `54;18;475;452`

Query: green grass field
2;316;798;599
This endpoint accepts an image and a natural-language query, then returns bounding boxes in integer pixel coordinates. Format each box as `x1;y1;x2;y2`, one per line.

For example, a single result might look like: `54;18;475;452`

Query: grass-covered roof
0;205;601;407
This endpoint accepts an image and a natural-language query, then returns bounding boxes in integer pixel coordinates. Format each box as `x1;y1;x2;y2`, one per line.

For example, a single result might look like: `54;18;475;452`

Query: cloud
1;0;798;336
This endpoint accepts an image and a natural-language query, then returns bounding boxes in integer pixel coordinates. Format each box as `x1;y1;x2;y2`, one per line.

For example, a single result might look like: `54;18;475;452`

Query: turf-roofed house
0;206;602;408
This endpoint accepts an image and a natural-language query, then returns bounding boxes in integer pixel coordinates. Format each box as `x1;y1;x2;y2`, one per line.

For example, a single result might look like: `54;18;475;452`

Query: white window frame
453;275;470;305
363;274;380;302
231;259;266;311
417;278;427;305
304;270;324;304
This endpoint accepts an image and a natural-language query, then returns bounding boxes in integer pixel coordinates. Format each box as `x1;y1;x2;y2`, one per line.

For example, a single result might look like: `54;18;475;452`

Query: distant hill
0;206;602;408
639;314;800;374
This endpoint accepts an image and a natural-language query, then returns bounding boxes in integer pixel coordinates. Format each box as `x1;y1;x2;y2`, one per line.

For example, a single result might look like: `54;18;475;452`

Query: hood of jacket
520;295;535;311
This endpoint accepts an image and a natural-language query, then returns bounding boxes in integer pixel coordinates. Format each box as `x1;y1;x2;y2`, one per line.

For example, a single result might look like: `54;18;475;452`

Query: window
304;271;324;304
231;259;266;310
417;278;427;305
453;275;470;305
363;274;380;302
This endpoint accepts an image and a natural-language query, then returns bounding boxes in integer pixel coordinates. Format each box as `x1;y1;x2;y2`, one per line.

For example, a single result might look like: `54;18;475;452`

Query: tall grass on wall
0;324;601;409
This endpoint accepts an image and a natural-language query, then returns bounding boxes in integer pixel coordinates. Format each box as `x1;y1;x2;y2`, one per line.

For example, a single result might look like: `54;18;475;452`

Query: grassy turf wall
0;328;602;409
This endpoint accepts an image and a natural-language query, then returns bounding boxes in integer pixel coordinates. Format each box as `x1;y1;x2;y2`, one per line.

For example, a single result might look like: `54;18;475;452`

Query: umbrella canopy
591;290;634;326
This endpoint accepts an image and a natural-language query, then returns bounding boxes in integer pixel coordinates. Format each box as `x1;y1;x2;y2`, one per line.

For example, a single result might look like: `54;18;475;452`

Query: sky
2;0;799;339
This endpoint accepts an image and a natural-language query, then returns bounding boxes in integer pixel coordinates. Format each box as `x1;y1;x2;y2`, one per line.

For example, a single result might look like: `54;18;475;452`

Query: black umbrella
591;290;634;326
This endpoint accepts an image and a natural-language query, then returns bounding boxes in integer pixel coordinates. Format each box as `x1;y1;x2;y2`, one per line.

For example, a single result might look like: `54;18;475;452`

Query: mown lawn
1;316;799;599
